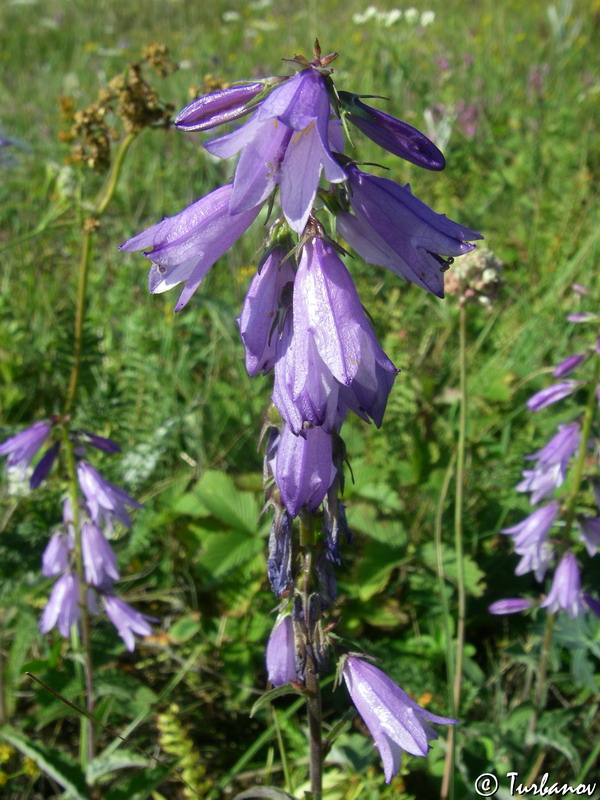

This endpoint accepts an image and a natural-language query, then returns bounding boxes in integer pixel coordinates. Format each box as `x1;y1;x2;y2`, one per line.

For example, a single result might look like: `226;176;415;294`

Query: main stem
299;515;323;799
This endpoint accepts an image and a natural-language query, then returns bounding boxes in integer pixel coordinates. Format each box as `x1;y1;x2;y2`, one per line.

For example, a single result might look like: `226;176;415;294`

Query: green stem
299;514;323;800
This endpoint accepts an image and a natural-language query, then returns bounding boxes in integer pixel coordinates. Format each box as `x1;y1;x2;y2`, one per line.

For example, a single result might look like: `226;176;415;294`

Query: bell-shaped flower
501;502;559;581
0;421;52;479
103;595;155;652
77;461;142;529
271;423;336;518
578;516;600;557
175;82;265;132
82;522;120;588
342;656;456;783
488;598;534;615
205;68;346;233
41;530;73;577
527;381;579;412
516;423;580;504
337;164;482;297
338;91;446;170
265;616;298;687
238;247;295;377
120;184;263;311
540;551;583;618
39;572;81;637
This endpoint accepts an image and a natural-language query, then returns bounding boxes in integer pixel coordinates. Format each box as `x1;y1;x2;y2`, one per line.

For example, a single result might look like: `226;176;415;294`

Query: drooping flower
81;522;120;588
553;353;585;378
337;164;481;297
41;530;74;577
516;423;581;504
338;92;446;170
39;572;80;637
265;616;298;686
77;461;142;529
120;184;263;311
267;511;293;597
238;246;295;377
271;424;337;518
204;68;346;233
0;421;52;480
578;516;600;557
342;656;456;783
527;381;579;412
501;502;559;580
29;442;60;489
488;598;534;615
103;595;154;652
175;82;265;132
540;551;583;618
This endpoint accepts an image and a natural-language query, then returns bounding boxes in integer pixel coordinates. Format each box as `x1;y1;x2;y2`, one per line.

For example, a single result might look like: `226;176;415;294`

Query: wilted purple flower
265;616;298;686
103;595;154;652
488;598;534;615
267;512;293;597
338;92;446;170
337;164;481;297
342;656;456;783
120;184;263;311
271;424;337;518
0;421;52;479
540;551;583;618
77;461;142;529
204;68;346;233
501;502;559;580
39;572;80;637
238;247;295;377
578;517;600;557
175;82;265;131
527;381;579;412
41;531;73;577
553;353;585;378
82;522;120;588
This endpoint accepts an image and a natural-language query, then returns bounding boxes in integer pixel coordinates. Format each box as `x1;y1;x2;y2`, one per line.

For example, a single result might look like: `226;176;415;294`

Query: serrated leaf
250;685;305;717
355;541;407;600
168;615;202;644
0;725;90;800
526;731;581;772
195;470;260;534
86;750;152;784
421;541;486;597
346;502;406;545
170;492;210;518
197;530;265;581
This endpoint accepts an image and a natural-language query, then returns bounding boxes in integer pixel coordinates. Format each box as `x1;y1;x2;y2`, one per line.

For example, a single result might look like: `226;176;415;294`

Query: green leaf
86;750;152;784
421;542;486;597
104;766;170;800
0;725;90;800
233;788;297;800
196;529;265;581
355;541;408;600
250;685;305;717
168;615;202;644
195;470;260;534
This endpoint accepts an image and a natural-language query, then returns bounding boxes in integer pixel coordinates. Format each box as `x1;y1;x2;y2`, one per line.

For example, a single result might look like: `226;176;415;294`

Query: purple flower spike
339;92;446;170
0;421;52;478
39;572;80;637
205;68;346;233
42;531;73;577
82;522;120;588
553;353;585;378
540;551;583;618
342;656;456;783
338;164;482;297
120;184;263;311
488;598;533;615
527;381;578;412
77;461;142;529
238;247;295;377
103;595;154;652
578;517;600;557
175;82;264;132
265;616;298;687
272;424;336;518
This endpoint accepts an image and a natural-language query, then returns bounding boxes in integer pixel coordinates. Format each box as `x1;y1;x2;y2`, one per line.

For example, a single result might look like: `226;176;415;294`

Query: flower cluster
490;292;600;620
122;42;479;781
0;423;153;650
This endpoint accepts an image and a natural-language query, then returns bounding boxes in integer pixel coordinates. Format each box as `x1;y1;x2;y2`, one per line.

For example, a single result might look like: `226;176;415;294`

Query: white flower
420;10;436;26
404;7;419;23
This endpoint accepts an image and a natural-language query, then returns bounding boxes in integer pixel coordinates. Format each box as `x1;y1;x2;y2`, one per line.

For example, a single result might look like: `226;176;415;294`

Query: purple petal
39;572;80;637
103;595;155;652
488;598;533;615
82;522;120;588
265;616;298;686
527;381;578;412
0;421;52;477
29;442;60;488
552;353;585;378
175;82;264;132
540;551;583;618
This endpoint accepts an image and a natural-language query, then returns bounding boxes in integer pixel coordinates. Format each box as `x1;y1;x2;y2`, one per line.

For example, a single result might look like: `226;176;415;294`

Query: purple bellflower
77;461;142;529
342;656;456;783
175;82;265;132
41;530;73;577
553;353;585;378
488;598;534;615
540;551;583;618
578;517;600;557
337;164;481;297
81;522;120;588
338;92;446;170
501;502;559;581
204;68;346;233
266;616;298;686
238;246;295;377
39;572;81;637
29;442;60;489
0;421;52;480
103;595;154;652
516;423;580;503
271;423;337;518
527;381;579;412
120;183;263;311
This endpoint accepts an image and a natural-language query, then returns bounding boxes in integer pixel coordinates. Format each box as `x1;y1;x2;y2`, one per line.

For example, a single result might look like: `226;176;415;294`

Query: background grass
0;0;599;797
